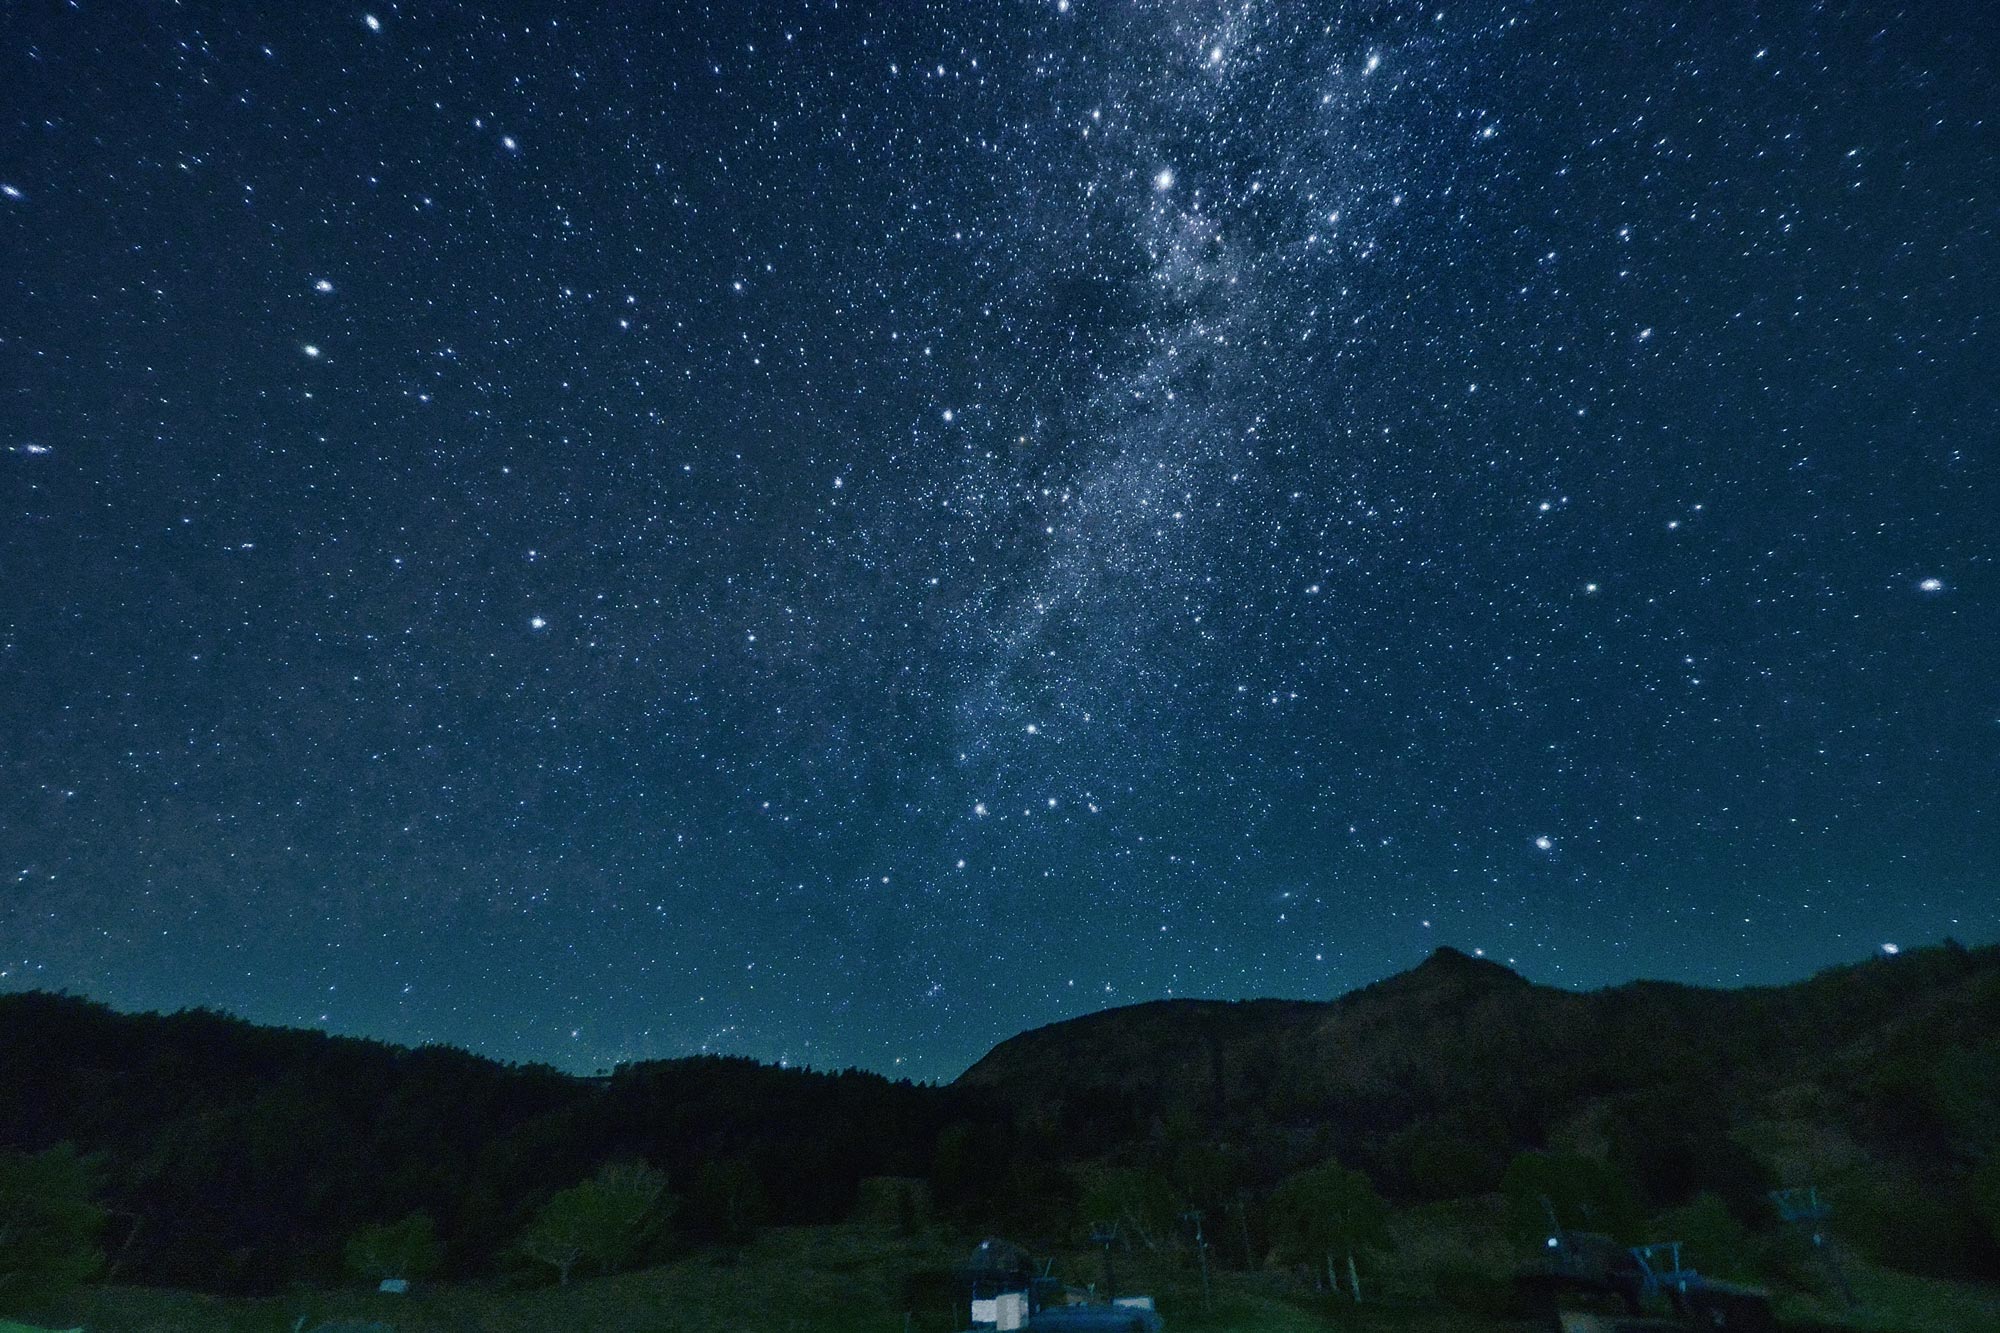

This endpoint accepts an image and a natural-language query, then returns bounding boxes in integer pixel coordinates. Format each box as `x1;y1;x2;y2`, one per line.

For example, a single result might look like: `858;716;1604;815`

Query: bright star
364;13;381;32
529;616;547;631
1154;168;1175;191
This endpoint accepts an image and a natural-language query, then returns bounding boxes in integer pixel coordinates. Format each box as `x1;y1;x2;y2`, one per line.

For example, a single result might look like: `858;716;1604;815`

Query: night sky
2;2;1994;1079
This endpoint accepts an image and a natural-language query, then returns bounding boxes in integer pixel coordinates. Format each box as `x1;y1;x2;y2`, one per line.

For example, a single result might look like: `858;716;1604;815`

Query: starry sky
2;1;1995;1079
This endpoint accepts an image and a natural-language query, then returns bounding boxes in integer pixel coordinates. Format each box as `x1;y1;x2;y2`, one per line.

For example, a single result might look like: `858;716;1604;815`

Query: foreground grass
21;1227;956;1333
1772;1260;2000;1332
9;1224;1995;1333
3;1223;1540;1333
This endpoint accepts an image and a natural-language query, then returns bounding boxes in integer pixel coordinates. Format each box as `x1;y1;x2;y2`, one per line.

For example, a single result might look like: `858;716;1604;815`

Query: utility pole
1772;1187;1854;1308
1183;1210;1211;1311
1090;1222;1119;1303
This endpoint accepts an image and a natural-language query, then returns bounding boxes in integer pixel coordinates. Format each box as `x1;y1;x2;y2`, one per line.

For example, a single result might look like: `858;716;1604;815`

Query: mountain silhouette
3;941;1995;1292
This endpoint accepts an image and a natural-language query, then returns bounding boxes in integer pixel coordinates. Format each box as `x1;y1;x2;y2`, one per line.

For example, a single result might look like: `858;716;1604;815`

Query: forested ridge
3;942;1996;1296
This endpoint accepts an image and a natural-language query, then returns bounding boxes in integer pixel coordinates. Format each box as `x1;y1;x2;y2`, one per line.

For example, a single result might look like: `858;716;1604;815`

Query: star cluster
1;1;1993;1077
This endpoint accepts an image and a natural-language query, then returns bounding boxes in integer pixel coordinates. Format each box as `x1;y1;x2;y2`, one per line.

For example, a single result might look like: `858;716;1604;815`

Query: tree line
3;940;1996;1298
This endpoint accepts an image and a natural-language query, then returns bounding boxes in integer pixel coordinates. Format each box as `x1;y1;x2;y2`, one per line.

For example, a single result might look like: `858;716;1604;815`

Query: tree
931;1121;1009;1221
1078;1166;1178;1252
1655;1193;1755;1284
0;1144;106;1297
1973;1156;2000;1253
1268;1161;1389;1301
344;1212;442;1283
1168;1141;1241;1219
1385;1114;1507;1201
687;1159;767;1244
1501;1151;1643;1247
517;1161;670;1284
1606;1084;1771;1213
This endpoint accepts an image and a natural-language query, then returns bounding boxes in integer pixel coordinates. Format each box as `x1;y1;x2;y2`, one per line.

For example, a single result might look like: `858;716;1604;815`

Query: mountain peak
1404;945;1527;985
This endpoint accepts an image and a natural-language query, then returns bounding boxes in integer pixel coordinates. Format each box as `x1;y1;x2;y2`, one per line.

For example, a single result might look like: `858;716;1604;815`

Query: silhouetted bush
0;1144;105;1297
344;1211;442;1282
516;1161;670;1284
1501;1151;1642;1246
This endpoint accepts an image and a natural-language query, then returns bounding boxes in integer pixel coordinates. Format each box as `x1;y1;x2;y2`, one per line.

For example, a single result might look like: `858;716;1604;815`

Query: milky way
1;1;1993;1076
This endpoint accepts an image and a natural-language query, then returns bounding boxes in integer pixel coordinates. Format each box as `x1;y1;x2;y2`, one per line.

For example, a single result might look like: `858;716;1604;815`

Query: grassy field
9;1223;1998;1333
1769;1261;2000;1332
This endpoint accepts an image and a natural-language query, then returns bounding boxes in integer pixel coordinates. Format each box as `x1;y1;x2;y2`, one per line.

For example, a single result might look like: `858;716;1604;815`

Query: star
2;0;1985;1084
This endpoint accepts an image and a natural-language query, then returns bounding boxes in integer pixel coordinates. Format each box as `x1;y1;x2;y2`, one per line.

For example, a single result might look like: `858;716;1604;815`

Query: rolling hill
958;942;2000;1277
3;941;1996;1296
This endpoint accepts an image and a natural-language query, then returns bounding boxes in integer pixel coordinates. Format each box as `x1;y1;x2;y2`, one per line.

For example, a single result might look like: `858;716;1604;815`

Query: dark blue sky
2;0;1994;1078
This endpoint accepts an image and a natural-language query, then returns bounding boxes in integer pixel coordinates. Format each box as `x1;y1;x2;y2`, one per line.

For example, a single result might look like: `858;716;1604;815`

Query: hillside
2;942;1996;1301
958;943;2000;1274
0;992;992;1292
959;944;2000;1142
